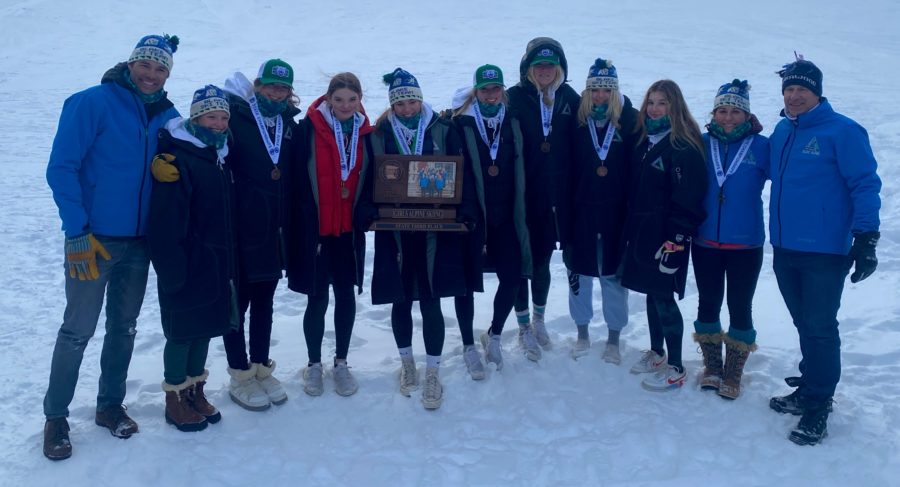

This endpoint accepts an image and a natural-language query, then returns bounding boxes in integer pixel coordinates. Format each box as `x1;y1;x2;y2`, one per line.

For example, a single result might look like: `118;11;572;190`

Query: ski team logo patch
802;137;820;156
613;132;623;142
482;69;499;80
271;66;290;79
561;104;571;115
651;157;664;171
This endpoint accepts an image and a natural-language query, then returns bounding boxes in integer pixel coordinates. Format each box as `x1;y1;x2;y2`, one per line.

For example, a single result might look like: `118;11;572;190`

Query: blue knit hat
714;79;751;113
190;85;229;119
586;58;618;90
129;34;179;71
383;68;423;105
778;58;823;97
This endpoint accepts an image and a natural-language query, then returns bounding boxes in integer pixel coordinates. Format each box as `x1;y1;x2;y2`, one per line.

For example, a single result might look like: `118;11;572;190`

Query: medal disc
488;165;500;177
540;141;551;153
271;167;281;180
596;166;608;177
341;186;350;199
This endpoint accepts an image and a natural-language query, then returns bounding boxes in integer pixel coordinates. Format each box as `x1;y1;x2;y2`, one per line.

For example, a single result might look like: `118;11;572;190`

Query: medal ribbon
332;111;361;182
248;95;284;167
588;119;616;162
538;91;553;137
389;112;426;155
710;135;753;188
473;102;506;162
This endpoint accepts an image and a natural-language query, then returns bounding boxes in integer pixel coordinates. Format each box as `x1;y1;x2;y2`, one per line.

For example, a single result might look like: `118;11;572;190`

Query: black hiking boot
43;417;72;461
95;404;139;438
789;401;832;446
770;377;834;415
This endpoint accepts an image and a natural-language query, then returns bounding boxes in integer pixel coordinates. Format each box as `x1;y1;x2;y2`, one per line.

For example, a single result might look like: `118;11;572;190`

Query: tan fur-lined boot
719;335;757;400
187;370;221;424
162;380;208;432
693;332;723;391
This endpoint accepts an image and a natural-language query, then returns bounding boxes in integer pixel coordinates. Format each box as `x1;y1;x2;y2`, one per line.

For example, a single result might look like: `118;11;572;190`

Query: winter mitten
567;269;580;296
151;153;180;182
849;230;879;283
65;233;111;280
654;235;687;275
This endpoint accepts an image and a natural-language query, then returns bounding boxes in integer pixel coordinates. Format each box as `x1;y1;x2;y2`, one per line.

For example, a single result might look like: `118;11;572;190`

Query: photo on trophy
408;160;457;199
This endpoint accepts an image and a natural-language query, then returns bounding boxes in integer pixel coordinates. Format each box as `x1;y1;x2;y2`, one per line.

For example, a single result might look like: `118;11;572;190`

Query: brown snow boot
43;417;72;461
187;370;221;424
162;380;208;432
719;335;757;400
693;332;723;391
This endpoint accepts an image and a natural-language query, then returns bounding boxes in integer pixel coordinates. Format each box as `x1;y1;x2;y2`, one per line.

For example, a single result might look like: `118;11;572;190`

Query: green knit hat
257;59;294;86
474;64;505;89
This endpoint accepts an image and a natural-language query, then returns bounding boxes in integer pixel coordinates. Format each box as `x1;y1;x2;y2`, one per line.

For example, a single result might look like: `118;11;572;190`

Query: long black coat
564;97;639;277
225;94;300;283
507;37;581;255
148;128;239;341
619;135;708;299
355;114;477;304
453;111;532;293
284;119;371;296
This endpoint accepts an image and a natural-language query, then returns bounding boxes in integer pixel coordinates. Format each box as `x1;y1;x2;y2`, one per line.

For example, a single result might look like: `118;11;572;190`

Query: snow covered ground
1;0;899;485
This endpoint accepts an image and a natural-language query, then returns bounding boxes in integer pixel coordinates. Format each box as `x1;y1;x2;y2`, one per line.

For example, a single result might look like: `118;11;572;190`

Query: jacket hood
519;37;569;83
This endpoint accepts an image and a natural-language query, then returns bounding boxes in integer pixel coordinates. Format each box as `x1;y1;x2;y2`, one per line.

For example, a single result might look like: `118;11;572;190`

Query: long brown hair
635;79;703;154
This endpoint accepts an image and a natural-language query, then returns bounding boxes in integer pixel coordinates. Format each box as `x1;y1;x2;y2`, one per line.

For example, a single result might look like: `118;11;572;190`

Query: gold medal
271;167;281;180
596;166;608;177
488;165;500;177
541;141;551;153
341;185;350;199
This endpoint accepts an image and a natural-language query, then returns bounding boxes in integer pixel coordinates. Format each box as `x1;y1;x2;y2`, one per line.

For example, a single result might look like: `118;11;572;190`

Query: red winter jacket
306;95;373;237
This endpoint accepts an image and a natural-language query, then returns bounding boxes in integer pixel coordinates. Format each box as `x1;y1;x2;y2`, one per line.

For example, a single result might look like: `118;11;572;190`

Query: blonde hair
451;88;509;119
636;80;703;154
576;88;623;128
526;65;563;107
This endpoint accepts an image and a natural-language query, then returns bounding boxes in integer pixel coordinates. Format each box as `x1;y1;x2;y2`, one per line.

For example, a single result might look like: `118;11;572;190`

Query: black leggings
392;298;444;356
647;294;684;369
223;279;279;369
455;221;523;338
514;245;552;311
302;235;357;364
691;245;763;331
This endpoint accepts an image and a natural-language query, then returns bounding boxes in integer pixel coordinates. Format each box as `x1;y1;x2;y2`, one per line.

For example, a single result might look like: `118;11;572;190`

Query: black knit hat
778;59;823;97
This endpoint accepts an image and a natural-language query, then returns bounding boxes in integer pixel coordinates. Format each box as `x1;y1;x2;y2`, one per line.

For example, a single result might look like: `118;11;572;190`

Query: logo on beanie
145;38;159;46
392;78;403;88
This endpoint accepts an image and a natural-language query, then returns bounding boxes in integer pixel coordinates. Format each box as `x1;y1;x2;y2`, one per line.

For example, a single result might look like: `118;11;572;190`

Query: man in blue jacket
42;34;180;460
768;57;882;446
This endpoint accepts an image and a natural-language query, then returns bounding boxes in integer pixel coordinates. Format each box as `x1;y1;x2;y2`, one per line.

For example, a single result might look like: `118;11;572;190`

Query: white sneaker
421;368;443;410
602;343;622;365
641;365;687;392
463;345;486;380
480;332;503;370
333;361;359;397
227;366;271;411
254;360;287;405
532;317;551;349
399;357;419;397
518;326;542;361
629;350;667;374
571;338;591;359
303;363;324;397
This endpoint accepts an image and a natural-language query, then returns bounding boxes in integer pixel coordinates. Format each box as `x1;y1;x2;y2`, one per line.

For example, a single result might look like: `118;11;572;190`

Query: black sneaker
789;403;831;446
43;417;72;461
95;405;139;438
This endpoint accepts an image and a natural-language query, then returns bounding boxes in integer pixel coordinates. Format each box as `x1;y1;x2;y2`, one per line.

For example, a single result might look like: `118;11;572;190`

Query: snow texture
1;0;899;485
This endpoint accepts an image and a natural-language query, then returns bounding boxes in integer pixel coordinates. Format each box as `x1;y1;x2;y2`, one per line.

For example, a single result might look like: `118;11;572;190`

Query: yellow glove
151;153;179;182
65;233;112;280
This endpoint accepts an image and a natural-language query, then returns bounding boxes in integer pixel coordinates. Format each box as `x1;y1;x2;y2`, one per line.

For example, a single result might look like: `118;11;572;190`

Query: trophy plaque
370;154;468;232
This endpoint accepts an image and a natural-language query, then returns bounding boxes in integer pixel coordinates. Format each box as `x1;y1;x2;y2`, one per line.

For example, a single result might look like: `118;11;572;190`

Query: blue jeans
568;236;629;330
773;247;851;401
44;236;149;419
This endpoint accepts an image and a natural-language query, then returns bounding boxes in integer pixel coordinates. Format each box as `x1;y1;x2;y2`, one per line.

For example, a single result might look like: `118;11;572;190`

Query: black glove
850;231;879;283
567;269;580;296
654;234;687;275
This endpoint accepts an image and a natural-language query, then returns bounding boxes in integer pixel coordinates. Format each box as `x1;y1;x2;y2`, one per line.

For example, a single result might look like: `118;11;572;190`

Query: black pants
303;234;356;364
647;294;684;369
223;278;279;370
392;298;444;356
514;244;552;312
691;245;763;331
